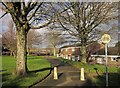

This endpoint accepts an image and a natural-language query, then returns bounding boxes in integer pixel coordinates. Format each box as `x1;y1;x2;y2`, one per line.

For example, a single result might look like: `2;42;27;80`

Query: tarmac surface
32;57;94;87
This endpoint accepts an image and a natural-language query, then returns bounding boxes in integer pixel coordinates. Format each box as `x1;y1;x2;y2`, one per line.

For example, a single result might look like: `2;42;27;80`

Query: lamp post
101;34;111;87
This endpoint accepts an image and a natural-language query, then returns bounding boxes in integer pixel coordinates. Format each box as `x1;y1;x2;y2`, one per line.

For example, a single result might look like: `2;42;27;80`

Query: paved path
32;57;94;87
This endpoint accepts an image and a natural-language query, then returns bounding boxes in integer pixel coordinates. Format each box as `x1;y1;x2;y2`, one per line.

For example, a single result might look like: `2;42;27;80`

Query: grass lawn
1;55;51;87
59;58;120;86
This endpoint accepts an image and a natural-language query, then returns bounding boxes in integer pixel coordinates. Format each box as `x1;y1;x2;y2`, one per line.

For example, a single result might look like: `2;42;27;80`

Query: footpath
32;57;94;87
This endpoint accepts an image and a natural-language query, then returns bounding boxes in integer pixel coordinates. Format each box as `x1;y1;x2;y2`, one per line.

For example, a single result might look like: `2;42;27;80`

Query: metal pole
105;43;108;87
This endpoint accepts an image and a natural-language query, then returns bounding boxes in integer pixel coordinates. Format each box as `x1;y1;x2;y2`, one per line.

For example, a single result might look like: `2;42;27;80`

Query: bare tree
0;2;70;76
0;2;53;76
56;2;118;63
2;21;42;56
45;30;65;56
2;20;16;56
86;42;104;63
27;29;42;55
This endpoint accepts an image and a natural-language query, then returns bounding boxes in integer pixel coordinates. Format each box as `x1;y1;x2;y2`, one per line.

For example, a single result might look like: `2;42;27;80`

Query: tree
27;29;42;55
115;41;120;47
2;21;42;56
0;2;69;76
2;20;16;56
56;2;118;63
45;30;65;56
86;42;104;63
115;41;120;55
0;2;54;76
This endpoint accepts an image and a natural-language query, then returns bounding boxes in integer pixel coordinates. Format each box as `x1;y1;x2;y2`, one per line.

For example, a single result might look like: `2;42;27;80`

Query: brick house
58;42;104;62
59;43;120;67
60;46;81;61
91;47;120;64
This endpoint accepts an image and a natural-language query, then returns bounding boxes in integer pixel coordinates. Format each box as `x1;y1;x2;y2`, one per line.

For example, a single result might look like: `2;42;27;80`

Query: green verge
1;55;51;87
59;58;120;86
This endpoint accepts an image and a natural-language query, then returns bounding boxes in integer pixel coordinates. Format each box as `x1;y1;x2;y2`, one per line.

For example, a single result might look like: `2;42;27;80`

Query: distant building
59;43;120;67
60;45;81;61
30;47;59;56
59;42;104;61
91;46;120;64
2;44;10;55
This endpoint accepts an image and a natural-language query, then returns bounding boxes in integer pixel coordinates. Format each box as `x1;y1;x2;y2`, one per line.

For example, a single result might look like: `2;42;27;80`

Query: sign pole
101;33;111;87
105;43;108;87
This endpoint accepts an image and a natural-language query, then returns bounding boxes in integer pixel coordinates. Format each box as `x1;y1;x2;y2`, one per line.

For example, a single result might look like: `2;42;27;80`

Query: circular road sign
101;34;111;44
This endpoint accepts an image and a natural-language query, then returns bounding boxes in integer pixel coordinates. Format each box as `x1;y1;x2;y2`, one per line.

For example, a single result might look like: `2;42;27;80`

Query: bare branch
0;12;7;19
27;2;43;21
1;2;8;9
30;19;52;29
26;2;38;16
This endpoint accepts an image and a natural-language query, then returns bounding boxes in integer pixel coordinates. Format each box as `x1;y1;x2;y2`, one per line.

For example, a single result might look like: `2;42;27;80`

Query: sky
0;9;12;35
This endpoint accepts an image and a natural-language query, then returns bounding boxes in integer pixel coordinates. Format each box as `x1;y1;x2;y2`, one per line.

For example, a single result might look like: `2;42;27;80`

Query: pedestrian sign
101;34;111;44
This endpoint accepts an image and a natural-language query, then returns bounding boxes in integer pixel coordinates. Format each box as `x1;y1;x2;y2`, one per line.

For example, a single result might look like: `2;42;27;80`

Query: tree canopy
55;2;118;63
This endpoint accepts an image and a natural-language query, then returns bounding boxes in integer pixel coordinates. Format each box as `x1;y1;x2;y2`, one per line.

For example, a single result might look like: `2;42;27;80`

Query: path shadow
58;62;67;66
2;72;11;82
0;70;7;72
82;77;95;86
2;72;20;87
2;67;52;87
80;73;95;87
95;73;120;86
29;67;52;73
55;61;71;68
94;68;100;76
58;73;63;79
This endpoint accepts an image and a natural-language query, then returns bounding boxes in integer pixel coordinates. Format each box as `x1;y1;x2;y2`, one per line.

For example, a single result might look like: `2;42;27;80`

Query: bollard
54;67;58;80
80;68;85;81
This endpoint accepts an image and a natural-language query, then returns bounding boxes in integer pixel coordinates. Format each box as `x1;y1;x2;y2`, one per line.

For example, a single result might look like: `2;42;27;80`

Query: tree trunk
81;44;87;63
13;51;16;58
10;51;13;56
86;52;91;64
53;47;56;56
27;47;30;56
16;28;28;76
